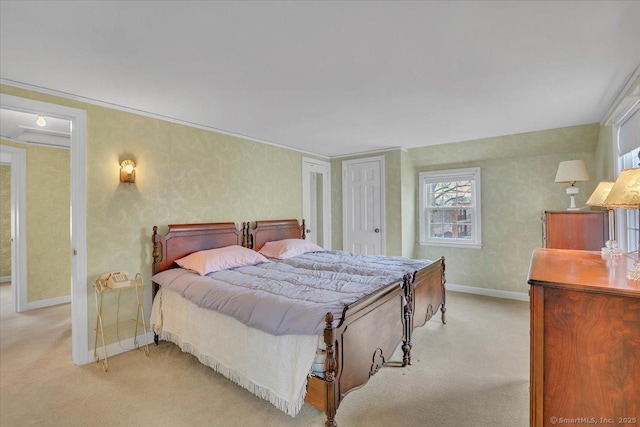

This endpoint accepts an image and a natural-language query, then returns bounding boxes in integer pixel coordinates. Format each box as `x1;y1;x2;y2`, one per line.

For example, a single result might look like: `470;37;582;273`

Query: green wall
1;80;607;349
595;125;615;182
411;123;600;294
0;140;70;300
1;84;314;347
0;164;10;278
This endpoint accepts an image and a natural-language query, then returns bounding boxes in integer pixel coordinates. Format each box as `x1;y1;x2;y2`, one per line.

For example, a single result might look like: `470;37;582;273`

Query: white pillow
175;245;269;276
259;238;325;260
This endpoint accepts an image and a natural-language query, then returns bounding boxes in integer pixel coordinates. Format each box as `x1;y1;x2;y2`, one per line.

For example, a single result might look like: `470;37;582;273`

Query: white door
343;156;385;255
302;158;332;249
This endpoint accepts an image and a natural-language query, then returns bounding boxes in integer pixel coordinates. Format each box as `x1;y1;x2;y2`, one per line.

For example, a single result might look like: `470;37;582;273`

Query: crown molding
1;79;331;159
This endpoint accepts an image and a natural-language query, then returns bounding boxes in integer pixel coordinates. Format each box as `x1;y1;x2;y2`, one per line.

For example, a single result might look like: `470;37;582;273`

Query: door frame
0;145;26;312
342;155;385;254
0;93;88;365
302;157;332;249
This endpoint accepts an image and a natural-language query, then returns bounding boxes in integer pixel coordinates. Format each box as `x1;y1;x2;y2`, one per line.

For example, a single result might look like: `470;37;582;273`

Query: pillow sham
259;238;325;260
175;245;269;276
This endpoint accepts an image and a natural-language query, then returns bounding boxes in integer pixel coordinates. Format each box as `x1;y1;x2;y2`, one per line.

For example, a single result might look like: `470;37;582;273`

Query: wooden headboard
251;219;306;251
152;222;249;275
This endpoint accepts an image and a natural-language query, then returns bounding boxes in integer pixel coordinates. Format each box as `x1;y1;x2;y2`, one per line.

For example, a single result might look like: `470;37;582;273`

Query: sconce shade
604;168;640;209
554;160;590;184
120;159;136;183
586;182;614;207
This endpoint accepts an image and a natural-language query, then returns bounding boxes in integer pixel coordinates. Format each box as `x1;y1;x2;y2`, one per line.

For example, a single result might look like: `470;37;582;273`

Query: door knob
306;229;311;233
374;228;380;233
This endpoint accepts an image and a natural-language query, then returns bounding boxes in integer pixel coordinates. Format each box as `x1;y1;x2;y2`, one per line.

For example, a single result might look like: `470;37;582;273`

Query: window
619;146;639;253
419;167;482;248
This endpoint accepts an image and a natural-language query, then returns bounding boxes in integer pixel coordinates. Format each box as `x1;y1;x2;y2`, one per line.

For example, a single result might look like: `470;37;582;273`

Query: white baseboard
26;295;71;310
84;332;155;366
446;283;529;302
0;275;10;283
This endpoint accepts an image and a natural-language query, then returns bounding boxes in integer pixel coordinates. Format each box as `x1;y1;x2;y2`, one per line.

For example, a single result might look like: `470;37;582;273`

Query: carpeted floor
0;282;529;426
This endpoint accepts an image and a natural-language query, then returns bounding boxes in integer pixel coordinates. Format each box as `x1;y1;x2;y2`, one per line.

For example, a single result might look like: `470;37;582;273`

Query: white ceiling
1;1;639;157
0;109;71;147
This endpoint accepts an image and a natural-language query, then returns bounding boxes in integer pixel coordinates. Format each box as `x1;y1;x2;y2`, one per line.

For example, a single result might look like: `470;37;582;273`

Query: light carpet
0;283;529;426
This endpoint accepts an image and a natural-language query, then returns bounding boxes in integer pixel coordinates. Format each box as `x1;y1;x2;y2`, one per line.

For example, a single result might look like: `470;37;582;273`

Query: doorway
0;93;88;365
302;158;332;249
342;155;385;255
0;146;26;313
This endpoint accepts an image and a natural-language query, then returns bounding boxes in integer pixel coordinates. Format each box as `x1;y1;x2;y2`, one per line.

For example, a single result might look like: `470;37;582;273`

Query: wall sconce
120;160;136;183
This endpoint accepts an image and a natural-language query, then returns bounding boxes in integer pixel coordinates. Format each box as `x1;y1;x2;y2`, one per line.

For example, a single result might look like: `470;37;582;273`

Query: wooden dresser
528;249;640;427
543;210;608;250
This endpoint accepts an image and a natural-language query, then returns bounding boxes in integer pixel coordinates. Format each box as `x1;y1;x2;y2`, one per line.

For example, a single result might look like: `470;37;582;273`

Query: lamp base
627;259;640;281
601;240;623;256
566;186;580;210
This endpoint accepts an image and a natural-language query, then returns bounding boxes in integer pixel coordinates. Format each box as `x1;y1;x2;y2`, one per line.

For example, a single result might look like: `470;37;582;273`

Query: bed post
324;312;338;427
440;256;447;324
152;226;161;346
242;222;250;248
301;219;306;240
401;273;413;367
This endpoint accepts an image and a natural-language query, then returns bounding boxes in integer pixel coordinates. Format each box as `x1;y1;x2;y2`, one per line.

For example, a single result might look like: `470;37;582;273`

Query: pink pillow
175;245;269;276
259;238;325;260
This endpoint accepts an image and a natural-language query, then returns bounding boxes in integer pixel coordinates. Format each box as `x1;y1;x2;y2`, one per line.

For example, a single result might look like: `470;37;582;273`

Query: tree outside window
419;168;482;249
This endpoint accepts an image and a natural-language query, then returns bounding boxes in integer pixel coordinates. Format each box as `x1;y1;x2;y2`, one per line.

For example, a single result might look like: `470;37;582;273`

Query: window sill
418;241;482;250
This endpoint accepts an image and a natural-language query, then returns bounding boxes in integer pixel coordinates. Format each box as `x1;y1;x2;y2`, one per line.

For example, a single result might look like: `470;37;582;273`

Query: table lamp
586;181;620;255
603;168;640;280
555;160;590;210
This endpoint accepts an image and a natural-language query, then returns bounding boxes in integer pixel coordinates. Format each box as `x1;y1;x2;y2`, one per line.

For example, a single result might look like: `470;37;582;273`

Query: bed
151;219;446;426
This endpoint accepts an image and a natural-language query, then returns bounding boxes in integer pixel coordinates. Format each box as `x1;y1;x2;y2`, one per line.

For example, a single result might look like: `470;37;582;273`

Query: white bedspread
151;287;319;416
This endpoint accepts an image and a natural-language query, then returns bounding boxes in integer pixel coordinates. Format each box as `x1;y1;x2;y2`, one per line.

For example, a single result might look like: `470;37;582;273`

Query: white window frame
419;167;482;249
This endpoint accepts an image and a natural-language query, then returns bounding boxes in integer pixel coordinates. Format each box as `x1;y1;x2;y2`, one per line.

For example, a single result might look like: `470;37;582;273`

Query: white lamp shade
555;160;589;184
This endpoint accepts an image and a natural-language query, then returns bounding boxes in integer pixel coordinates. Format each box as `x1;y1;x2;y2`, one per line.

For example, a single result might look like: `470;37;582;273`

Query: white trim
301;158;332;250
419;167;482;249
0;145;27;313
0;276;10;283
0;135;71;150
419;241;483;250
601;63;640;126
330;146;405;159
0;93;89;366
1;79;329;159
89;332;155;362
342;155;386;254
447;283;529;302
25;295;71;311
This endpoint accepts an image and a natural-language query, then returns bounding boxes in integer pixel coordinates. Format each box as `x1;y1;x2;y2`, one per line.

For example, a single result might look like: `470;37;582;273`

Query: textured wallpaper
0;140;70;301
0;165;10;277
0;83;604;351
1;84;316;347
411;123;600;294
400;150;415;258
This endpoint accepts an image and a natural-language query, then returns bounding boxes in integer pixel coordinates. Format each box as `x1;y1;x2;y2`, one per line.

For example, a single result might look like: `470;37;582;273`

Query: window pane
430;223;452;239
456;225;472;239
428;181;472;207
427;208;474;240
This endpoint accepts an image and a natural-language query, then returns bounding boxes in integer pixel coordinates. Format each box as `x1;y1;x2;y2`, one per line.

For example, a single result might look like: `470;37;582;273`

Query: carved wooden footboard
305;258;446;426
402;256;446;366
